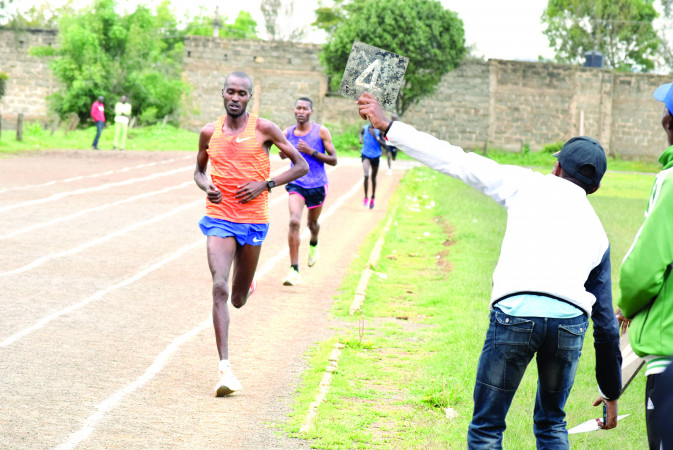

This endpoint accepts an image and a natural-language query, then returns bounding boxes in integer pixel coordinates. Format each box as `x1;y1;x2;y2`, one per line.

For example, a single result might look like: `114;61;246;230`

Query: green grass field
285;163;655;449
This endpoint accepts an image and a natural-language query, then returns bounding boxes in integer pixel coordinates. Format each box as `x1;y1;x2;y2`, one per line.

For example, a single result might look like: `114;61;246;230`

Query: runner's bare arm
279;127;289;160
259;118;308;185
194;123;222;204
318;126;337;166
234;119;309;204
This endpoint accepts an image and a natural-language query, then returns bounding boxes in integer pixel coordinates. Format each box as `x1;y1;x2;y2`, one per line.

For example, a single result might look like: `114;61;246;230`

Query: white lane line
0;241;204;348
54;177;362;449
0;200;202;278
256;176;361;275
0;165;346;342
0;182;194;241
0;172;293;346
0;166;193;214
0;155;193;194
0;166;291;241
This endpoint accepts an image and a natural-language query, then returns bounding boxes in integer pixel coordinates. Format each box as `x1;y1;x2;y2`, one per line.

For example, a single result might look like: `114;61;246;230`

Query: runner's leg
206;235;237;360
370;160;379;199
230;243;262;309
307;204;322;243
362;158;371;200
288;193;305;266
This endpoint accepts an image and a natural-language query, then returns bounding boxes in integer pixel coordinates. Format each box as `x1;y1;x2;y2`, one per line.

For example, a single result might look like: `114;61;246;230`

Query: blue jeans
92;121;104;148
467;308;588;449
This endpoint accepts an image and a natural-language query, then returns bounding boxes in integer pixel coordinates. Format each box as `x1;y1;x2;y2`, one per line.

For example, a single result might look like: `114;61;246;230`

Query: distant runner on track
281;97;337;286
194;71;308;396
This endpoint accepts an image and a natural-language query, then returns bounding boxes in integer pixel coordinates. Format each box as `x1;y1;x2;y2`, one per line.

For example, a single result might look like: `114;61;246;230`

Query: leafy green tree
542;0;659;72
320;0;465;116
312;0;346;33
32;0;188;124
261;0;306;41
184;9;258;39
0;0;14;24
657;0;673;70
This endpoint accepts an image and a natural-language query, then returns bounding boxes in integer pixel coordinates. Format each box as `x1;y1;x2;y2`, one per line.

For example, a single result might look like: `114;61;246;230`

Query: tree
261;0;306;41
657;0;673;71
183;9;258;39
0;0;14;24
320;0;466;117
31;0;188;124
542;0;659;72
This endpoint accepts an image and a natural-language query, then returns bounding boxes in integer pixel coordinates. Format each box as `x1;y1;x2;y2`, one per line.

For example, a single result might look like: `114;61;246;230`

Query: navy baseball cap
553;136;607;187
654;82;673;115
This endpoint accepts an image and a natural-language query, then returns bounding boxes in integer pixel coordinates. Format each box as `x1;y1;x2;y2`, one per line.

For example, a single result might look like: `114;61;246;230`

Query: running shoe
215;367;242;397
283;268;302;286
363;197;369;208
369;198;375;209
308;244;319;267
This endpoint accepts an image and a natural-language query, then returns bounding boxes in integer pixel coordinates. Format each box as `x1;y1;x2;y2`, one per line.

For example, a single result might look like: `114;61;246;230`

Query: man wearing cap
357;92;622;448
618;81;673;450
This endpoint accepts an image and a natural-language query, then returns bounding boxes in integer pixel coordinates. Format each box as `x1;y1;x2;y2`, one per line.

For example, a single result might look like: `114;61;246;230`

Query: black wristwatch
266;178;275;192
312;149;318;157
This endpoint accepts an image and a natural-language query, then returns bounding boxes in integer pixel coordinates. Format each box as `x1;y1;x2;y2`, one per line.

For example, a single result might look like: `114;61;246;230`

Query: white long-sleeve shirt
387;121;609;315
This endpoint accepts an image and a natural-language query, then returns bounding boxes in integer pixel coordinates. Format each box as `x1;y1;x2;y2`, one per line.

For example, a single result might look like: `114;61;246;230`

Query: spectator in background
90;96;105;150
113;95;132;151
618;81;673;450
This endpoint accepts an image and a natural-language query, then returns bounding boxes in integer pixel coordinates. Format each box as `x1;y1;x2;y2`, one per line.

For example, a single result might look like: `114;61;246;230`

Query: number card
338;41;409;111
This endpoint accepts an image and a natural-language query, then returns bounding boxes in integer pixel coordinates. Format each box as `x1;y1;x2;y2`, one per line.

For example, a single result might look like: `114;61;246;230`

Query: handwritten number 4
355;59;381;90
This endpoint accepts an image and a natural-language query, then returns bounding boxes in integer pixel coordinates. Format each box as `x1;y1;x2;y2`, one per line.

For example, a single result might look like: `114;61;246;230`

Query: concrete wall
181;36;328;133
3;29;672;160
0;28;60;130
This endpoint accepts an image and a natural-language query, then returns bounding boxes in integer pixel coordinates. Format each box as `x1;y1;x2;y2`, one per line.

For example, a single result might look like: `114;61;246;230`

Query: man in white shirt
113;95;132;151
357;92;622;448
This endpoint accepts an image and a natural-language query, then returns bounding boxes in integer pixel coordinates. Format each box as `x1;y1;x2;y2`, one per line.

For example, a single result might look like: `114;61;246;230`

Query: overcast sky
12;0;560;61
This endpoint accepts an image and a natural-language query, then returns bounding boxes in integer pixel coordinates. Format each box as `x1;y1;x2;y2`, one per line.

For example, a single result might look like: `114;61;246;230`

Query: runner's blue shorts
198;216;269;246
285;183;327;209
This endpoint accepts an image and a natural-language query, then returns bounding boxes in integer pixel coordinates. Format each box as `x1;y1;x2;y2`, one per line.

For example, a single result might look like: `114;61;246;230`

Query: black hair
224;71;253;93
296;97;313;109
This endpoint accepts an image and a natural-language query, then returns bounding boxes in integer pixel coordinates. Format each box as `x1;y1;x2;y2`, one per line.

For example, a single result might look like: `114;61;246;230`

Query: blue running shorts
198;216;269;246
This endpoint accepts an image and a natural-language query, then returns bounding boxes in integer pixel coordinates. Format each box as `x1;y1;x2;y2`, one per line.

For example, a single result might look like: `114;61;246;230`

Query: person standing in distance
618;81;673;450
194;72;308;396
359;119;386;209
281;97;337;286
357;92;622;447
91;96;105;150
383;113;399;175
113;95;132;151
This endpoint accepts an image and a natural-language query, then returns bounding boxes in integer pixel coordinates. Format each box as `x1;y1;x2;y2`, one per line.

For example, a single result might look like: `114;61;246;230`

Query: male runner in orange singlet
194;71;308;396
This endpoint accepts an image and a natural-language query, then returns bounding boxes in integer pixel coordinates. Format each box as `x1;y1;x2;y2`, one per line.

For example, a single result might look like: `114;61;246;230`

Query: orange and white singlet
206;113;270;224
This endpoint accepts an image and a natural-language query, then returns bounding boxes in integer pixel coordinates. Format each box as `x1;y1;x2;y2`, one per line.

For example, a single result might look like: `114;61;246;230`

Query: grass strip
285;164;653;449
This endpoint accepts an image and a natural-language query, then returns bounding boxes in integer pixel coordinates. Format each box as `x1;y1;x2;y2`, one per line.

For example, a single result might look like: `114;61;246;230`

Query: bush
0;71;8;100
541;141;564;154
139;106;158;125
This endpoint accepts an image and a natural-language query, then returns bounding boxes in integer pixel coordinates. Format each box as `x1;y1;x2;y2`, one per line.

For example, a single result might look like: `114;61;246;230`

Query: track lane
0;150;410;449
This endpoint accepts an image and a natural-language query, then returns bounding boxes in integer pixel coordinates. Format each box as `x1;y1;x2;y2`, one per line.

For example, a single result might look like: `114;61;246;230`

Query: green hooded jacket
619;145;673;358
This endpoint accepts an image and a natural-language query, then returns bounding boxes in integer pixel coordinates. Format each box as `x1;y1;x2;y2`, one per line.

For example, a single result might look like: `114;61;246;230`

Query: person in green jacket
113;95;132;150
618;81;673;450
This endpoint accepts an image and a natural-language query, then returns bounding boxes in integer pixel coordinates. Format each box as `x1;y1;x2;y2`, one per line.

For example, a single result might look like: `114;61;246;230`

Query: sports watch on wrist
266;178;275;192
312;149;318;157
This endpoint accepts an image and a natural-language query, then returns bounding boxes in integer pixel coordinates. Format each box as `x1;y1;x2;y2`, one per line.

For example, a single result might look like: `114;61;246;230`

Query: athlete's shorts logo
252;237;264;243
235;136;252;143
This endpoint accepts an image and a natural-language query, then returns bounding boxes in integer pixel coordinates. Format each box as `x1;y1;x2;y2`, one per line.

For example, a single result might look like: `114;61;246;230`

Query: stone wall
3;29;672;160
182;36;328;133
0;28;60;131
